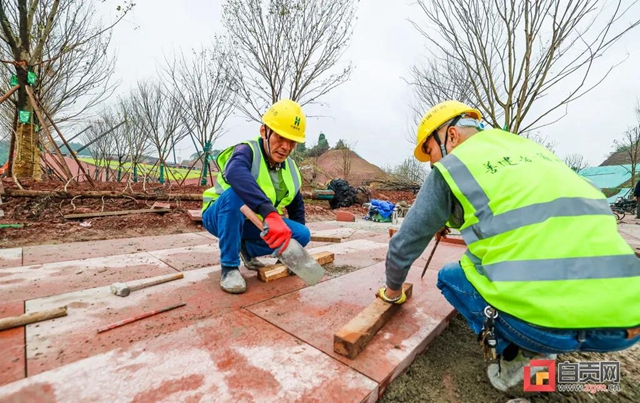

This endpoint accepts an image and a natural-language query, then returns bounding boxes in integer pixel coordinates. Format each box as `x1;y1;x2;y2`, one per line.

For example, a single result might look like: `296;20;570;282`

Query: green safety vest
434;128;640;329
202;136;302;217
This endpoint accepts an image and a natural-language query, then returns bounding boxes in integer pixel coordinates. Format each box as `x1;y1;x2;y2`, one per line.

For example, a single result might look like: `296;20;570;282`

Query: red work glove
262;212;292;253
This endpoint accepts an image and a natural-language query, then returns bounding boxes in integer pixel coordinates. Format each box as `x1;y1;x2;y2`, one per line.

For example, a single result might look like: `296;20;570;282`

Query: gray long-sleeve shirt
385;168;464;290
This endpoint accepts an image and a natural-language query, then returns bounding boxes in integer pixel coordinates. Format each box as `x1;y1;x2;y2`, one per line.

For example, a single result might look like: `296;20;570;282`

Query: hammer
110;273;184;297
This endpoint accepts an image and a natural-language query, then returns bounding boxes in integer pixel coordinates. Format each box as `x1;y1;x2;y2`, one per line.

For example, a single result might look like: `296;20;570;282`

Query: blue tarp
370;199;395;219
578;165;632;189
606;188;631;204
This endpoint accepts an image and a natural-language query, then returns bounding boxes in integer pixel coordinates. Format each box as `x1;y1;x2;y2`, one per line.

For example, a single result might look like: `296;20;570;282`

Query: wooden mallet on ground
110;273;184;297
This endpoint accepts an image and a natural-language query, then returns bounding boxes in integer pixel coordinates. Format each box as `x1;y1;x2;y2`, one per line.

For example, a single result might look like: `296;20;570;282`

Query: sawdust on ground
381;314;640;403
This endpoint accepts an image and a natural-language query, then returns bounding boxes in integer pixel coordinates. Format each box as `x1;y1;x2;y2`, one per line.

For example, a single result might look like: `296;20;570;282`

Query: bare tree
614;126;640;188
333;139;356;181
118;97;150;183
564;153;590;173
394;157;430;184
521;131;558;154
130;80;187;183
222;0;355;121
0;0;132;179
164;42;237;185
410;0;640;135
82;113;116;181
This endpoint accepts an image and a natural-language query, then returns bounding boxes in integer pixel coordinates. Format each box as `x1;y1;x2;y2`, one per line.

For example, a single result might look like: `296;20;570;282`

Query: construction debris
4;189;202;201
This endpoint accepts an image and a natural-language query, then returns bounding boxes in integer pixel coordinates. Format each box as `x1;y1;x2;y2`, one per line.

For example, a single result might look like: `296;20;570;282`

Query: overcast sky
99;0;640;169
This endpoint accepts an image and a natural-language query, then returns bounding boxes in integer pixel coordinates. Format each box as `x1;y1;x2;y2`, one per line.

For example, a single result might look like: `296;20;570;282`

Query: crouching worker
378;100;640;392
201;99;311;294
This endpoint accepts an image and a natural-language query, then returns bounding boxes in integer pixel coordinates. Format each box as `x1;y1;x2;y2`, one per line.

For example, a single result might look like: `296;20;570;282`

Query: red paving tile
247;262;457;393
1;310;378;402
22;233;214;266
24;265;313;375
1;252;178;304
0;302;25;387
0;248;22;268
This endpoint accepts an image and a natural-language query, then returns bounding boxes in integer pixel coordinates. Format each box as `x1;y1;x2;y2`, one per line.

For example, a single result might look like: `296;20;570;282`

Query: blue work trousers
202;188;311;267
436;262;640;356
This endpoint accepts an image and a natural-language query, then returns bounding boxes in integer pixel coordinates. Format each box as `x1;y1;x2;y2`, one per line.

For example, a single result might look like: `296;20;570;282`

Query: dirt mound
300;149;387;187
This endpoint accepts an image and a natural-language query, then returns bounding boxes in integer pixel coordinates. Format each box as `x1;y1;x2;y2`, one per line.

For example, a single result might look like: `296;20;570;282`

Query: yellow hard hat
413;100;482;162
261;99;306;143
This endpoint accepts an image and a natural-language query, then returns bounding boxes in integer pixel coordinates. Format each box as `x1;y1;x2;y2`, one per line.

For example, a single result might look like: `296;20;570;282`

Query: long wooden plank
64;208;170;220
258;251;334;282
0;306;67;331
334;283;413;359
310;235;342;243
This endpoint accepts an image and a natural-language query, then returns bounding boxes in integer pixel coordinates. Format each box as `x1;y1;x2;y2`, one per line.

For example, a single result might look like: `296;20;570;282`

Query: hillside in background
299;148;387;187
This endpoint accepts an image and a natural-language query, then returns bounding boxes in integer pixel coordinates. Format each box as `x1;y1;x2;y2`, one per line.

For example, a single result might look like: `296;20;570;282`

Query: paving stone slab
24;264;313;375
0;302;25;387
1;310;379;402
1;252;177;304
22;233;214;266
148;244;221;271
413;240;468;272
0;248;21;268
311;227;357;239
247;262;456;394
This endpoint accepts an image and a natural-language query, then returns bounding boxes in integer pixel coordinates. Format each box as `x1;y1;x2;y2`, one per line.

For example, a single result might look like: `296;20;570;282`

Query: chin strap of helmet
263;125;281;171
432;115;462;159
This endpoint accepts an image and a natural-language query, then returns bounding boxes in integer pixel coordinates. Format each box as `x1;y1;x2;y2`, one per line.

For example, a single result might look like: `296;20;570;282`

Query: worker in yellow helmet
378;100;640;392
201;99;310;294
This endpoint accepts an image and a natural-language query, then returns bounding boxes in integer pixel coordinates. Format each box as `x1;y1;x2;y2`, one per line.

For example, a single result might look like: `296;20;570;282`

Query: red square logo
523;359;556;392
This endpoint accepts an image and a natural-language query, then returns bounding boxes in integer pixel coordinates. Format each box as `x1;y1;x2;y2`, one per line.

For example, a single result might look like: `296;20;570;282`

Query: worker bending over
201;99;310;294
378;100;640;392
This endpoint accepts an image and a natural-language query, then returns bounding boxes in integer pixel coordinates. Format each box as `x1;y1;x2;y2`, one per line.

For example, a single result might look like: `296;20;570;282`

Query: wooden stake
0;306;68;331
258;251;334;282
0;85;19;105
36;97;95;187
334;283;413;359
25;86;74;183
64;208;170;220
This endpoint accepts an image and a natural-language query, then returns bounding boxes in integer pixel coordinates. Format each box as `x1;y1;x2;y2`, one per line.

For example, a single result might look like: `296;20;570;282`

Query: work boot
239;244;265;271
487;349;557;392
220;269;246;294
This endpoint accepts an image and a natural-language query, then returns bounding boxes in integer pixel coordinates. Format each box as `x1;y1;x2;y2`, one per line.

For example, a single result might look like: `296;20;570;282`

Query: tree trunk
12;68;41;181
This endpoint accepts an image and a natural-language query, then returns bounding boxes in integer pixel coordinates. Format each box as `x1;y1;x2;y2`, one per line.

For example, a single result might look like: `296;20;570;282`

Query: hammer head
110;282;130;297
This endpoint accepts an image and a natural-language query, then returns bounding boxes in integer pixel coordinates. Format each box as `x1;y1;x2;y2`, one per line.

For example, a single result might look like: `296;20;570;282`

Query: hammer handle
129;272;184;292
240;205;264;231
0;306;67;331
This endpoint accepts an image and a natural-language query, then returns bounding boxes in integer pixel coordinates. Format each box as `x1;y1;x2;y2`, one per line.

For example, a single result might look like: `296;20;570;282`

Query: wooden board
187;209;202;222
258;251;335;282
64;208;171;220
151;201;171;209
310;235;342;243
334;283;413;359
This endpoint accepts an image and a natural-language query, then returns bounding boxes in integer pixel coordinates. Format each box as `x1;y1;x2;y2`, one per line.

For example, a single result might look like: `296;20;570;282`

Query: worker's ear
260;124;266;139
447;126;462;147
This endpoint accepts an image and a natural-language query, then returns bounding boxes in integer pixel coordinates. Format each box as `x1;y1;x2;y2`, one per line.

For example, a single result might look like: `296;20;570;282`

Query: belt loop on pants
577;330;586;343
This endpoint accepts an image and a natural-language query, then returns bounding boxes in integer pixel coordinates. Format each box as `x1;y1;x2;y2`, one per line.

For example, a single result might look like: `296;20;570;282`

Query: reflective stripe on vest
440;155;615;245
464;250;640;281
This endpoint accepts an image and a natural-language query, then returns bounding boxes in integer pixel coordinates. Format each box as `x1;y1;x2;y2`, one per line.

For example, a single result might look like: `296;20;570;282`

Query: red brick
389;228;398;238
336;211;356;222
151;201;171;209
